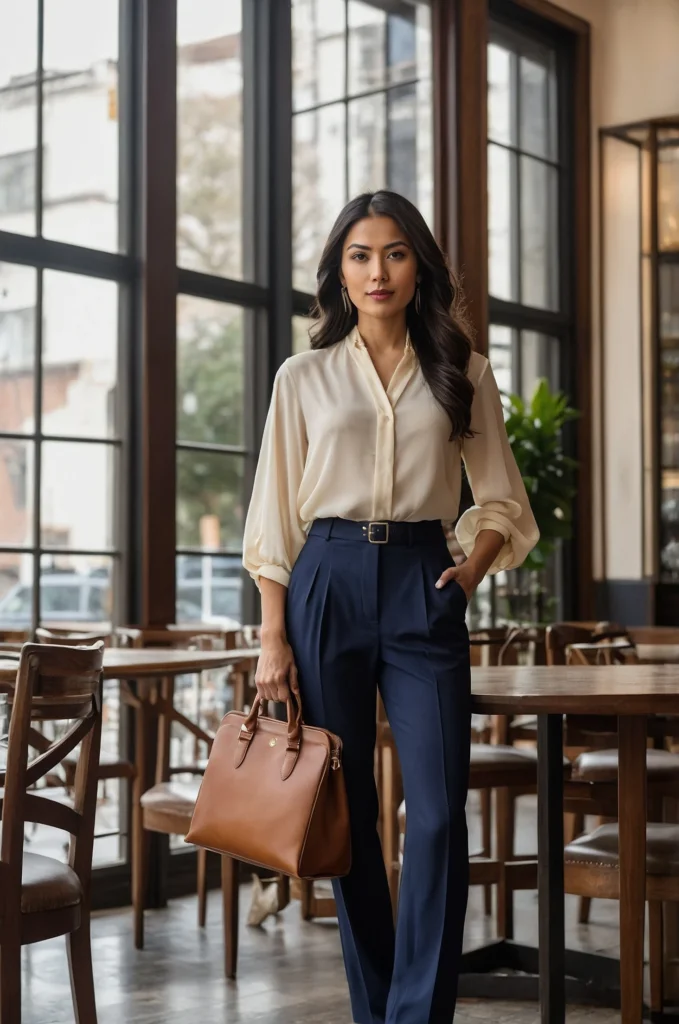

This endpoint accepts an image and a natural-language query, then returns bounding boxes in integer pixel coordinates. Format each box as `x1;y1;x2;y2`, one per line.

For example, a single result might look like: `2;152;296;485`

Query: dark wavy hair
308;190;475;440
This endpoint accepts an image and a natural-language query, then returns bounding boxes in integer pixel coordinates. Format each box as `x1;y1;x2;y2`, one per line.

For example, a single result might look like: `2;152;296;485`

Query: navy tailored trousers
285;518;471;1024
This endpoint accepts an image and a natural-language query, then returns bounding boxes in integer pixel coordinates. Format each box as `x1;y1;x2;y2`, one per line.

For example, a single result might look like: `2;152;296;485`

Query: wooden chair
114;626;225;946
131;655;244;974
0;642;104;1023
564;820;679;1015
397;743;572;938
34;628;136;789
562;639;679;929
34;628;112;646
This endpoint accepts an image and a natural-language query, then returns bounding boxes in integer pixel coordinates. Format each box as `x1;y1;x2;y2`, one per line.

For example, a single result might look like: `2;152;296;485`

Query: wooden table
0;647;262;686
468;664;679;1024
0;646;262;917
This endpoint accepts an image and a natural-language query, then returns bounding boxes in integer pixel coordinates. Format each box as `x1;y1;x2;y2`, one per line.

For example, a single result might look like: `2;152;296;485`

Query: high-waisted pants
284;517;472;1024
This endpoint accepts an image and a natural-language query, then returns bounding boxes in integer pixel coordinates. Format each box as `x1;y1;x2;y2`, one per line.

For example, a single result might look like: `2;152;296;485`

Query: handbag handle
234;690;304;780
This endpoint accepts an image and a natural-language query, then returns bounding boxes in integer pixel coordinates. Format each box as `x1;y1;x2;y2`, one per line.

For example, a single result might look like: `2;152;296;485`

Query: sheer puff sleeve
242;361;308;590
455;356;539;574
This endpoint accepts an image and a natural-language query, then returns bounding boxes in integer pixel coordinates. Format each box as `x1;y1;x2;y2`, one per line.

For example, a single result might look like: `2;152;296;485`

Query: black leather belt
309;518;445;546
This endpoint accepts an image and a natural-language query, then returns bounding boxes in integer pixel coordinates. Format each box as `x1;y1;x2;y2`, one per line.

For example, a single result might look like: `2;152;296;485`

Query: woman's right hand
255;631;299;703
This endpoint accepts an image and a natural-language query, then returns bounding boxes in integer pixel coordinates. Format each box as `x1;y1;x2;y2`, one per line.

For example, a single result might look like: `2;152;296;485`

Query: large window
177;1;245;281
0;0;131;874
0;5;125;634
474;12;573;627
487;19;565;394
291;0;434;295
175;2;251;628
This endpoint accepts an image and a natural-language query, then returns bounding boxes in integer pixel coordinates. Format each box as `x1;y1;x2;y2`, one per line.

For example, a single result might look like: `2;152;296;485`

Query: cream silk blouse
242;325;539;589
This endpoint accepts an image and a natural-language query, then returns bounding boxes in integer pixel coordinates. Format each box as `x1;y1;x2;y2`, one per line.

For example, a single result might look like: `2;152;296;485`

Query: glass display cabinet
600;116;679;622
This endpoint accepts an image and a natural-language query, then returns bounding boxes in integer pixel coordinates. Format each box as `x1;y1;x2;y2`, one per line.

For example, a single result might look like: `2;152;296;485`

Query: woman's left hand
435;562;481;601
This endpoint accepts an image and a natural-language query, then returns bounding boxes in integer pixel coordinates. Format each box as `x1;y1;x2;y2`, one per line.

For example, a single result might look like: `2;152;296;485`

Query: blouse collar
348;324;414;355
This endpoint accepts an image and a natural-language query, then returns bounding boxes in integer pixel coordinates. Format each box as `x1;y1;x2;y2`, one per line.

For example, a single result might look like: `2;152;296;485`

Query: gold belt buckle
367;521;389;544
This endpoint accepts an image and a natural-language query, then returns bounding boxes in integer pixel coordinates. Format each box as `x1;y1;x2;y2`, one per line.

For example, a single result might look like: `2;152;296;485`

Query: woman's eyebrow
346;240;411;251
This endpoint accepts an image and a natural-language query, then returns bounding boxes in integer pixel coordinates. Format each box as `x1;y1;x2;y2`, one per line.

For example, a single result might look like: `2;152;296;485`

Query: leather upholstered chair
0;642;104;1023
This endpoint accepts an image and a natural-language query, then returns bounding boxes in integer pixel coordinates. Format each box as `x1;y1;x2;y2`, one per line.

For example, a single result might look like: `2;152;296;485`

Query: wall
552;0;679;583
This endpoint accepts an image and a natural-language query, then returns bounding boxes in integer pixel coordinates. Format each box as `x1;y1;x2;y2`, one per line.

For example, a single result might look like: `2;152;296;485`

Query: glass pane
0;262;37;431
349;94;386;195
488;42;514;146
0;439;34;546
661;474;679;579
40;553;113;625
42;272;118;438
293;314;312;354
177;554;243;625
41;442;116;550
488;143;517;301
520;156;558;310
42;0;119;252
292;0;346;111
387;8;416;86
660;265;679;486
177;450;244;551
521;331;559;401
658;138;679;253
488;324;515;395
348;1;386;95
387;85;417;201
177;298;244;446
519;51;556;160
293;102;346;293
0;2;38;236
0;553;33;630
177;0;244;279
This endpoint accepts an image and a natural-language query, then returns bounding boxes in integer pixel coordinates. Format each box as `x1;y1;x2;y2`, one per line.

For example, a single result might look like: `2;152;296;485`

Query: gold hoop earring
415;285;421;315
341;285;351;315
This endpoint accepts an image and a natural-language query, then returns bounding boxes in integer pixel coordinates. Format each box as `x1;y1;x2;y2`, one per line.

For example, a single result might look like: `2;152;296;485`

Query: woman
243;190;539;1024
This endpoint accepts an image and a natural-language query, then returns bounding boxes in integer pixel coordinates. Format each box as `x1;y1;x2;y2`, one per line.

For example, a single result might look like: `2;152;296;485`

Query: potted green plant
502;379;579;623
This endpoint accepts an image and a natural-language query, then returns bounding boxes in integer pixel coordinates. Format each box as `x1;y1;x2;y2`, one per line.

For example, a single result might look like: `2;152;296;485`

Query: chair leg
480;788;492;916
577;814;604;925
0;940;21;1024
496;787;516;939
276;873;290;911
300;879;314;921
577;897;592;924
564;811;584;844
222;855;239;979
197;847;208;928
67;915;98;1024
132;813;149;949
649;900;664;1015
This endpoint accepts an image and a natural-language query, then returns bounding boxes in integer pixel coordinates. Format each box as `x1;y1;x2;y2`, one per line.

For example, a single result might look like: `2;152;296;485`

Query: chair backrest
0;629;30;644
545;621;629;665
35;627;112;647
116;625;228;649
0;643;104;925
469;627;510;667
566;641;639;666
0;642;22;654
627;626;679;646
497;625;547;666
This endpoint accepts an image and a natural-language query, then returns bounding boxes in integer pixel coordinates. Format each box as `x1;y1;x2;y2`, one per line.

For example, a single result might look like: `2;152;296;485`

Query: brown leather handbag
185;692;351;879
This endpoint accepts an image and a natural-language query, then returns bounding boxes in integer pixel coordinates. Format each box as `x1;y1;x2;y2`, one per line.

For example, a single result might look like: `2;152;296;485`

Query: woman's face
339;215;418;322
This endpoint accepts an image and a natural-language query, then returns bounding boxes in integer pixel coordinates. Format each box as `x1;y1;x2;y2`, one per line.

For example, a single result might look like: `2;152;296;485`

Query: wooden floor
22;795;626;1023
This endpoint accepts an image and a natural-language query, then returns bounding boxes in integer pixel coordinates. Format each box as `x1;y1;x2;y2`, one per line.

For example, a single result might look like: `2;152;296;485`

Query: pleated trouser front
285;518;471;1024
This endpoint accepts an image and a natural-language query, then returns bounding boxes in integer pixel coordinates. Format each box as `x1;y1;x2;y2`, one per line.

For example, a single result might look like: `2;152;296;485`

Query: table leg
618;715;647;1024
537;713;565;1024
